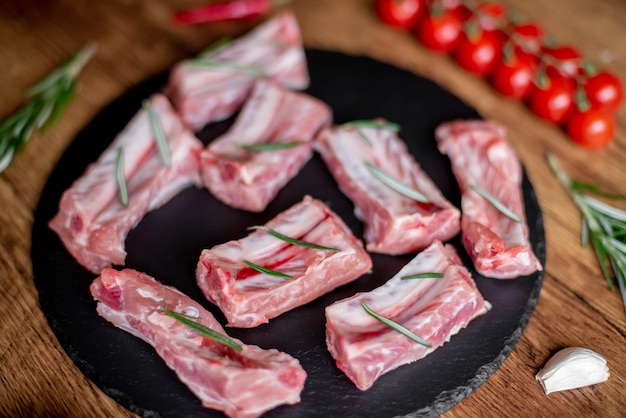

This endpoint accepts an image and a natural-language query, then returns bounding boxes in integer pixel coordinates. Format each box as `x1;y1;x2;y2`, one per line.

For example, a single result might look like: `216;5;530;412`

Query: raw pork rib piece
314;121;460;255
167;11;309;131
325;240;490;391
196;195;372;328
49;94;203;274
200;79;331;212
435;119;543;279
91;268;306;418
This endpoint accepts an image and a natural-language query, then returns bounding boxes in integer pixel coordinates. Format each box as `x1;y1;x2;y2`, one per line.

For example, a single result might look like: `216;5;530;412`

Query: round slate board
32;49;546;418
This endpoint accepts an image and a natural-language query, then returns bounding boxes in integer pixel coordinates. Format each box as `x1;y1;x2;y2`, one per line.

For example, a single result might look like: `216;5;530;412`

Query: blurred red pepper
174;0;288;25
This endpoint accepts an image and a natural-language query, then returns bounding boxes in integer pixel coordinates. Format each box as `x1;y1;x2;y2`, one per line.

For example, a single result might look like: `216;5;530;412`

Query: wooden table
1;0;624;417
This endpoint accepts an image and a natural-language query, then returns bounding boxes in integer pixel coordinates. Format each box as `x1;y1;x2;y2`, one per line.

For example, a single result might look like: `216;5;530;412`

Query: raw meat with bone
325;240;490;391
200;79;331;212
435;119;543;279
314;120;460;254
167;11;309;131
49;94;203;274
196;195;372;328
90;268;307;418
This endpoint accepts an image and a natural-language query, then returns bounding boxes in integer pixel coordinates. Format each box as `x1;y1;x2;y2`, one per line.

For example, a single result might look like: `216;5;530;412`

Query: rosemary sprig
400;272;445;280
242;259;293;280
158;307;242;351
340;120;400;146
188;59;265;75
239;141;306;152
142;99;171;168
361;303;432;348
249;226;341;252
195;36;233;60
115;148;129;207
341;120;400;132
469;184;522;223
364;161;430;203
547;152;626;312
0;44;96;173
185;37;264;75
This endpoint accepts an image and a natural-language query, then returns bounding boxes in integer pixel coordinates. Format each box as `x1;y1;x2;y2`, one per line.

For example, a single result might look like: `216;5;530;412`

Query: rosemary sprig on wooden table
547;151;626;312
0;44;96;173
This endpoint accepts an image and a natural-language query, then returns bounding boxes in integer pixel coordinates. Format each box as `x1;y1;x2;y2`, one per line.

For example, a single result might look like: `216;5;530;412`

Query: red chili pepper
174;0;286;25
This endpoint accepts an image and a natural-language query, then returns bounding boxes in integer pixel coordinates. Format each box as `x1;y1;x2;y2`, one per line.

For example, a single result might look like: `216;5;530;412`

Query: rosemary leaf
355;129;373;146
142;99;171;168
188;59;265;76
340;119;400;146
0;149;15;174
547;151;626;312
249;226;341;252
361;303;432;348
158;307;242;351
0;44;96;173
470;184;522;223
364;161;430;203
400;272;445;280
572;179;626;200
581;218;589;247
584;195;626;222
341;120;401;132
195;36;233;60
242;259;292;280
239;141;306;152
592;233;614;290
115;148;129;207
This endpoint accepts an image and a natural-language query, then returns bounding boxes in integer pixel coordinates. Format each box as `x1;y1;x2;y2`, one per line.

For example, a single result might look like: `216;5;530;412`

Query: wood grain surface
1;0;624;417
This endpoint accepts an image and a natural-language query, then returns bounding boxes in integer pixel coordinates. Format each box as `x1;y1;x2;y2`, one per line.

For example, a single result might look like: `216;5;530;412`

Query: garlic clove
535;347;610;395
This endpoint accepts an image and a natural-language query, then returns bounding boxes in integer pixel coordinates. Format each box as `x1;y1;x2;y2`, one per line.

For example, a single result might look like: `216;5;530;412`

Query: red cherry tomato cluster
375;0;623;150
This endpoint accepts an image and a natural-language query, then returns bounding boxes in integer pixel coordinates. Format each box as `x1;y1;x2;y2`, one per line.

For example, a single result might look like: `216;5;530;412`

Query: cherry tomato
475;2;507;33
528;74;575;125
566;109;616;149
491;49;536;99
440;0;472;20
511;22;544;54
454;29;502;77
415;7;463;53
543;45;582;77
376;0;424;30
583;71;624;113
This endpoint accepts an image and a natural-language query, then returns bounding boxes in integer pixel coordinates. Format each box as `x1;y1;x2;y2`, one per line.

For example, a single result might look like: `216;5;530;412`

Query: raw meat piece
167;11;309;131
314;120;461;255
435;119;543;279
200;79;331;212
196;195;372;328
49;94;203;274
90;268;306;418
325;240;490;391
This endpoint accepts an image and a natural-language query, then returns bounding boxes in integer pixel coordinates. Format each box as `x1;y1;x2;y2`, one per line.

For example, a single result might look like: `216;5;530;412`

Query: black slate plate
32;49;546;418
